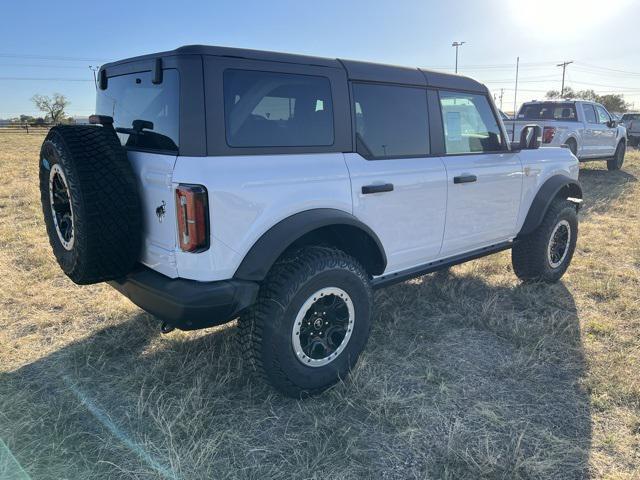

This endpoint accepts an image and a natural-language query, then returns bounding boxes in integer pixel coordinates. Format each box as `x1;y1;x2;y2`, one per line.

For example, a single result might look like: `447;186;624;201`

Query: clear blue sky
1;0;638;118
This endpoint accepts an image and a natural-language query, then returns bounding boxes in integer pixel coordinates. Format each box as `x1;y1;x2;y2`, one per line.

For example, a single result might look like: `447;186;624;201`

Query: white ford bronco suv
39;45;582;397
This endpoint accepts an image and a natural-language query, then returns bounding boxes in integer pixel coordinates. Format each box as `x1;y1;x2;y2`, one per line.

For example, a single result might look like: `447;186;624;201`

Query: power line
0;77;93;82
0;53;109;62
565;79;640;91
571;65;640;79
575;61;640;77
0;63;92;69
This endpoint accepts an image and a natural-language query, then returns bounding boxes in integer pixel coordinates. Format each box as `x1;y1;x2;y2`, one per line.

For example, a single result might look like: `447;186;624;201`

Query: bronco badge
155;200;166;223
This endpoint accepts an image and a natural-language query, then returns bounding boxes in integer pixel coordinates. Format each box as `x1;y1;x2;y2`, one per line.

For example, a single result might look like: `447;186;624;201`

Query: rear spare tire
39;125;141;284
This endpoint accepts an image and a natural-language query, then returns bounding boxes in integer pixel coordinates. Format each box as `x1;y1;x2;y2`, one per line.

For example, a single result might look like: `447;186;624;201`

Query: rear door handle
453;175;477;184
362;183;394;194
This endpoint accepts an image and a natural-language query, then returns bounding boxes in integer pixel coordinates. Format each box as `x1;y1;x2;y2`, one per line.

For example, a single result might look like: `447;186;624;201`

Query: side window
595;105;611;124
352;83;429;159
583;104;597;124
439;91;504;154
223;69;334;147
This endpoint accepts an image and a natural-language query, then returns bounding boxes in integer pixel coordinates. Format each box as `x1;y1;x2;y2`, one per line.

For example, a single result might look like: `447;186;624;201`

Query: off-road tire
39;125;141;284
512;199;578;283
607;141;625;171
238;246;373;397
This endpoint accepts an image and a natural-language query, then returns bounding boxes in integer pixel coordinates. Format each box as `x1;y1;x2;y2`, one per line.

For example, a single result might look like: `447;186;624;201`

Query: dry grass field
0;133;639;479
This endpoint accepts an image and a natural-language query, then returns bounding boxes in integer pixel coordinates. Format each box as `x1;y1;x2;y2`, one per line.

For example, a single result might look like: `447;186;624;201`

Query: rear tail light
542;126;556;144
175;184;209;252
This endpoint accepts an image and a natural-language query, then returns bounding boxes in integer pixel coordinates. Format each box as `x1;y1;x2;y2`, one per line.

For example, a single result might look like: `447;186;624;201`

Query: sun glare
508;0;631;38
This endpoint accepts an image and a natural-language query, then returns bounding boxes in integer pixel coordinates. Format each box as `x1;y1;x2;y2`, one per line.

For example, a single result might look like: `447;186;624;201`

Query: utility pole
499;88;504;110
89;65;99;90
451;41;466;73
556;60;573;97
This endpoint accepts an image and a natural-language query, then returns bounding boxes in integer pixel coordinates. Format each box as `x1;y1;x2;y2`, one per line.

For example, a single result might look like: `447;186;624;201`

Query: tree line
545;87;630;113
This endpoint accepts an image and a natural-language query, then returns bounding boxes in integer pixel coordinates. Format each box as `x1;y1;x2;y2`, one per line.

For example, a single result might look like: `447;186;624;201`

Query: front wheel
512;199;578;283
607;141;625;171
238;246;373;397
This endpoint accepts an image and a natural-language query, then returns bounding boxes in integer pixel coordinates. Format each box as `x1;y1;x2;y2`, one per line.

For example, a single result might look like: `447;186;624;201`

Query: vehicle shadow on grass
0;269;591;480
578;164;637;215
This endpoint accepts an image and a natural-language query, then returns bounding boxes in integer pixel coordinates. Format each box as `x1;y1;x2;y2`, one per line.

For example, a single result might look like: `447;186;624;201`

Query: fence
0;124;53;134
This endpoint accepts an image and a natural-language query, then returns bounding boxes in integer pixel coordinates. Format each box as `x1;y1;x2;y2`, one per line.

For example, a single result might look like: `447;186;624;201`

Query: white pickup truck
503;100;627;170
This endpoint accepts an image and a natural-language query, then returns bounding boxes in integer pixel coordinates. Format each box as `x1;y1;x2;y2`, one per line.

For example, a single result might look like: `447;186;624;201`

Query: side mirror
607;120;617;128
517;124;542;150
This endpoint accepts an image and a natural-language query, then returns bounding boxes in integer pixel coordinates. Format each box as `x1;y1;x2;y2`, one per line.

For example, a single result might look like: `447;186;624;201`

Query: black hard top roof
101;44;488;93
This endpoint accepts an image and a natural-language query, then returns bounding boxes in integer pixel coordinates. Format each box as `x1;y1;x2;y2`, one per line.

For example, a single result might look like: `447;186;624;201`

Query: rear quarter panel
172;153;352;281
515;147;579;233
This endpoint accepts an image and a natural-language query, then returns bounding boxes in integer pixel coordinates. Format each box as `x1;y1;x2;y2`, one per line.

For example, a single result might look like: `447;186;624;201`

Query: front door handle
362;183;394;194
453;174;477;184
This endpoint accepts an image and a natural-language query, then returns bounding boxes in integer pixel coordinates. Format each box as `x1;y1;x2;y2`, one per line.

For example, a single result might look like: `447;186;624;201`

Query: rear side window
622;114;640;121
583;104;597;123
352;83;429;159
517;102;577;121
96;69;179;152
439;91;503;154
223;69;334;147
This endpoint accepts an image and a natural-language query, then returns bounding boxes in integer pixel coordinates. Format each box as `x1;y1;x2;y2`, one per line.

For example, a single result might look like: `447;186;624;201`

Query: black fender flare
518;175;582;237
233;208;387;281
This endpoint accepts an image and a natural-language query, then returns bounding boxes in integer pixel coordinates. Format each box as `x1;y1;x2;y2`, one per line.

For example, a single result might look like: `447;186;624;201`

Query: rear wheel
607;141;625;171
565;138;578;157
238;246;373;397
512;199;578;283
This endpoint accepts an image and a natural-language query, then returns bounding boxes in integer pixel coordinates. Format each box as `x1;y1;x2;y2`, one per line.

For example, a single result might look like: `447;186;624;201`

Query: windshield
517;102;577;121
96;69;179;152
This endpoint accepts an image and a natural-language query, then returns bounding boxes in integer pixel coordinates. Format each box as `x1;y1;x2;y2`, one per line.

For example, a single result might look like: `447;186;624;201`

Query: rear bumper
108;266;259;330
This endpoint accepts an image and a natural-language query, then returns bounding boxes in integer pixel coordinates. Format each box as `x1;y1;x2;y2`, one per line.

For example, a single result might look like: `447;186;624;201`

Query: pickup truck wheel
512;199;578;283
238;246;373;397
607;141;625;171
39;126;141;284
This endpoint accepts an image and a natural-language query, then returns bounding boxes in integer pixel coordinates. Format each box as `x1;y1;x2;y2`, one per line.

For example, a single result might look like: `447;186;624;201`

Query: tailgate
127;151;179;278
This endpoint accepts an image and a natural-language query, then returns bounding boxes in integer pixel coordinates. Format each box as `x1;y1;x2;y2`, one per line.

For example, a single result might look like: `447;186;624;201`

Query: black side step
371;241;513;289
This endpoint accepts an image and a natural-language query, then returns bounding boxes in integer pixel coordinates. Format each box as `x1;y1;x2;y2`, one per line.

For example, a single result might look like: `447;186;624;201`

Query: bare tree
31;93;70;124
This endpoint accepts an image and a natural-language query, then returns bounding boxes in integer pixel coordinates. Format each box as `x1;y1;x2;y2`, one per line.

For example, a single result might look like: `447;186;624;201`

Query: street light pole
451;41;466;73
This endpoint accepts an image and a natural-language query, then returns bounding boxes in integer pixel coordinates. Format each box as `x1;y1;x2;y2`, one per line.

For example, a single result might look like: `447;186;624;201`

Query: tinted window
583;104;597;123
621;114;640;121
223;69;333;147
595;105;611;124
439;91;503;154
96;69;179;152
517;102;577;121
353;83;429;159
